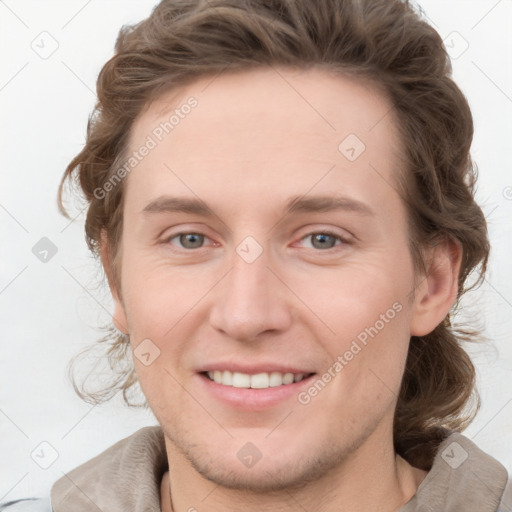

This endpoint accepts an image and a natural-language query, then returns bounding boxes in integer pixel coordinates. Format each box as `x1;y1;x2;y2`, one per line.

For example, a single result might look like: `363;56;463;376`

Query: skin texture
101;67;461;512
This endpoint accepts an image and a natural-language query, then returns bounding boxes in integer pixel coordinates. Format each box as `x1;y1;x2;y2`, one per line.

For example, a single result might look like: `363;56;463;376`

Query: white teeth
221;370;233;386
232;372;251;388
282;373;294;385
206;370;308;389
269;371;283;387
250;372;269;389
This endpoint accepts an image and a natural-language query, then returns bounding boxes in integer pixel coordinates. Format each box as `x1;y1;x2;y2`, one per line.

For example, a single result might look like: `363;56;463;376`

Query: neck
160;431;427;512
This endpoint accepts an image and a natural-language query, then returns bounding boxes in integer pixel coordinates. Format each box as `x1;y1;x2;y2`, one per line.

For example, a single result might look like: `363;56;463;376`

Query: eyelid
296;222;353;239
160;222;215;241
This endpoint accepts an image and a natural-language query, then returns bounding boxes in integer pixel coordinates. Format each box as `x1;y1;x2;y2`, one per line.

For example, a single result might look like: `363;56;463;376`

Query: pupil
181;233;203;248
313;234;334;249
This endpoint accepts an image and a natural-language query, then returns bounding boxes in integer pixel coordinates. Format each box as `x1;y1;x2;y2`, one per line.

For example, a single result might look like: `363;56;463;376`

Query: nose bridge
209;238;291;341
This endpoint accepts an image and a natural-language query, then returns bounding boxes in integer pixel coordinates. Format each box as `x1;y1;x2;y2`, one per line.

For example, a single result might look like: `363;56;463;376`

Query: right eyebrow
141;196;214;216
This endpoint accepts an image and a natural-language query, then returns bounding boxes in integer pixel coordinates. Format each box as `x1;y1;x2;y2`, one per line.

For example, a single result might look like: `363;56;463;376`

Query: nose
208;244;293;342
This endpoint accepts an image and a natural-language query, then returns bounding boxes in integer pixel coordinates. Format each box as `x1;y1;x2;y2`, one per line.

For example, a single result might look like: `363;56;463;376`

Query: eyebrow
141;195;375;217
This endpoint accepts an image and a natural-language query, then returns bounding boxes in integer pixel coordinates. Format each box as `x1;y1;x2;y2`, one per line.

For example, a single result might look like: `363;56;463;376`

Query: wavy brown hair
58;0;489;470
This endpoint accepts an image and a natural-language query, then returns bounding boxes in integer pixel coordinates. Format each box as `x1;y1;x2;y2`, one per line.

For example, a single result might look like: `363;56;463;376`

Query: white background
1;0;511;502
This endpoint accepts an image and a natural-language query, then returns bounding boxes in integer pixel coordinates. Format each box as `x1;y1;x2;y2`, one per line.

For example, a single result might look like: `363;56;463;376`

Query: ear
99;231;129;335
410;239;462;336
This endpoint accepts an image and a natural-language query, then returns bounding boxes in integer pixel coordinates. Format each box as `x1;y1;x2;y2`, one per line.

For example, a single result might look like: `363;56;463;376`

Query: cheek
294;255;412;337
120;257;215;405
296;257;413;407
121;255;207;340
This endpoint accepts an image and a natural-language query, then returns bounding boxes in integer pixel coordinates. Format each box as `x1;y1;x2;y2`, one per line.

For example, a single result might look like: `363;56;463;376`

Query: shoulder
0;497;52;511
401;431;509;512
51;426;167;511
497;474;512;512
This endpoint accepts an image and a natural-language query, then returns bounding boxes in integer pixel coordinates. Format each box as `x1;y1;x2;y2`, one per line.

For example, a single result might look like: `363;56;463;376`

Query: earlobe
410;240;462;336
99;231;129;335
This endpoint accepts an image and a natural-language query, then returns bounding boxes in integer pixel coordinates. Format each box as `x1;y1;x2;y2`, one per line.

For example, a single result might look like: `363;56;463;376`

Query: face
108;67;430;491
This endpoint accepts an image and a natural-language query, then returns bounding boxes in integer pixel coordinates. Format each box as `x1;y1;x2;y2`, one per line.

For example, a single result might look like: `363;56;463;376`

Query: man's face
111;67;424;490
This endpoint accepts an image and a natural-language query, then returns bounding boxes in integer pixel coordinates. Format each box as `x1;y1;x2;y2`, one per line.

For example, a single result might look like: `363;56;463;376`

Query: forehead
125;66;404;218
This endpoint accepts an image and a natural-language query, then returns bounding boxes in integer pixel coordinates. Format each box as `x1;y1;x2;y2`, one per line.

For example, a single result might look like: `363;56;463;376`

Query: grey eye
309;233;338;249
178;233;205;249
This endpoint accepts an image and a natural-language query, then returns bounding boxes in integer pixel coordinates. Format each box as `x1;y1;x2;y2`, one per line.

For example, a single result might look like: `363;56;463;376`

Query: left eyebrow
284;195;375;217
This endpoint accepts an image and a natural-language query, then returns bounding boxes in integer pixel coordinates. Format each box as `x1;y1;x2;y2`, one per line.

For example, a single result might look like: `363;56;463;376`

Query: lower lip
197;373;316;411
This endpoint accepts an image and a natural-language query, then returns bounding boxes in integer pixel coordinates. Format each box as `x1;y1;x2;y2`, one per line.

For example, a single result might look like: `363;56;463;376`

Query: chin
170;433;350;493
196;457;338;492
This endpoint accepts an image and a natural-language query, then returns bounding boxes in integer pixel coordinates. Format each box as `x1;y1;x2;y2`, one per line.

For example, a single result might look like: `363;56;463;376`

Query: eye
165;232;209;249
299;231;348;250
162;230;349;251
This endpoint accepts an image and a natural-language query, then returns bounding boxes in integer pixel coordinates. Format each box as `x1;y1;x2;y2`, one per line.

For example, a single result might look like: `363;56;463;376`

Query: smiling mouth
202;370;315;389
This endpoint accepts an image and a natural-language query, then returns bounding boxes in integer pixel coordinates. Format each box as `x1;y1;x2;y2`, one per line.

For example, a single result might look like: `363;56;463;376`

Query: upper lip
197;363;315;375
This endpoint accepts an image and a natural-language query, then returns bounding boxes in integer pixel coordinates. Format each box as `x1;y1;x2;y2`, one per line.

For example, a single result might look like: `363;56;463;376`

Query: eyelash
162;230;350;252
